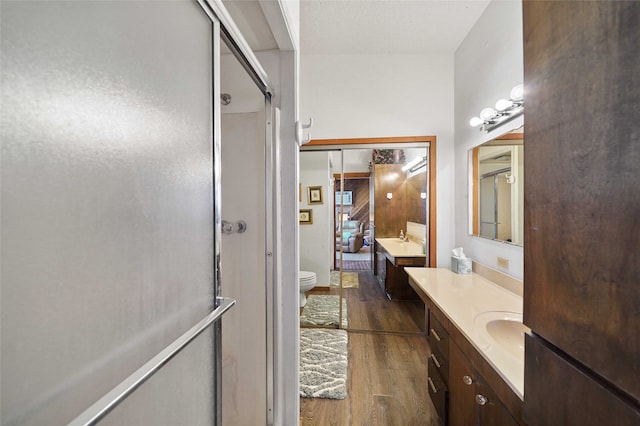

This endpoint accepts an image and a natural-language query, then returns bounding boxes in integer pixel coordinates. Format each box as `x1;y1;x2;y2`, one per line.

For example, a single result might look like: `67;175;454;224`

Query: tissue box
450;256;472;274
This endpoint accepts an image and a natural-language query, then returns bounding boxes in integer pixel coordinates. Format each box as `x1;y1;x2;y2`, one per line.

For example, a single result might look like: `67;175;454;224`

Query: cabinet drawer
429;347;449;386
396;257;425;266
428;357;448;424
429;311;449;360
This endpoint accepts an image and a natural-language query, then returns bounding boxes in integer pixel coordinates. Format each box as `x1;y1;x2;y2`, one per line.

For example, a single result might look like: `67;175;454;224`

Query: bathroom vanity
406;267;525;425
374;238;425;300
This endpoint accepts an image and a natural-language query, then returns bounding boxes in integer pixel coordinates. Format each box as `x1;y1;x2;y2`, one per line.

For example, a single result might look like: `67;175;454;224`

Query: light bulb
480;107;497;120
510;84;524;101
469;116;484;127
495;99;513;111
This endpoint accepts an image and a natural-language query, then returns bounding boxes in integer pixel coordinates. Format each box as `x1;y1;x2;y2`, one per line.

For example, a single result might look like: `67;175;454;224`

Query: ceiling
223;0;491;55
300;0;491;54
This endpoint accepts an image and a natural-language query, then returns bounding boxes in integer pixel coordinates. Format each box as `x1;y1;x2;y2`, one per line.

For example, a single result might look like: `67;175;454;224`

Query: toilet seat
299;270;317;284
299;271;317;308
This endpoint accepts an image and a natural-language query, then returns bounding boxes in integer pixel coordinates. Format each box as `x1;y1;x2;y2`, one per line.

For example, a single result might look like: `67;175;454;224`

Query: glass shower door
1;1;233;425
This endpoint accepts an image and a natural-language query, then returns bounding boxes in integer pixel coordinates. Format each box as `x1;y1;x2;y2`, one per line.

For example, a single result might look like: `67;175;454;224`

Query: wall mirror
469;126;524;246
299;143;431;334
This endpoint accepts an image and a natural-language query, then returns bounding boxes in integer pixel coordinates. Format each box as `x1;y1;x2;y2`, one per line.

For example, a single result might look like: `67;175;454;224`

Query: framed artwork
335;190;353;205
299;209;313;224
308;186;323;204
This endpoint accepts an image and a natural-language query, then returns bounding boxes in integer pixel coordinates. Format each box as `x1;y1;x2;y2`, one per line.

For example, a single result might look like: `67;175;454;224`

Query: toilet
299;271;317;308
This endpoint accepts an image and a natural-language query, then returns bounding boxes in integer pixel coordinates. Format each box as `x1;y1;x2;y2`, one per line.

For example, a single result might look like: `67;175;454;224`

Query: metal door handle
222;220;247;234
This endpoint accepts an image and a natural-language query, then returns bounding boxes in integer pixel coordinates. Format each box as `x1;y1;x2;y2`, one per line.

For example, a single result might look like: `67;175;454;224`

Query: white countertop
405;267;526;400
376;238;426;258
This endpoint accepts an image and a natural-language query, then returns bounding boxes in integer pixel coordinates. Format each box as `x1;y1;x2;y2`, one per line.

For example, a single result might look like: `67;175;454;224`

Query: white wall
300;53;455;267
299;152;332;286
454;0;524;279
221;111;266;425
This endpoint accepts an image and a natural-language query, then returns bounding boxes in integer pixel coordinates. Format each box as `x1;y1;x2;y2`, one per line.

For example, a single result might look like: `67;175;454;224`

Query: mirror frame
302;136;437;268
468;125;524;246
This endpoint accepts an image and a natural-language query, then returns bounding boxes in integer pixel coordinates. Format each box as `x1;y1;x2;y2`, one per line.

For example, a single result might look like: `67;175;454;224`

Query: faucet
399;230;406;241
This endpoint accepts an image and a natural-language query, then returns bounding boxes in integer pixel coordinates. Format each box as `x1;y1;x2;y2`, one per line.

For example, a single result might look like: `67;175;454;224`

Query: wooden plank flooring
301;270;441;425
307;270;426;334
300;332;442;426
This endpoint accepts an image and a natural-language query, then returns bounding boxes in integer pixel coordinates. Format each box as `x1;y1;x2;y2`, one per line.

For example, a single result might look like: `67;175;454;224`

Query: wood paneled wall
406;172;427;225
343;178;370;229
373;164;408;238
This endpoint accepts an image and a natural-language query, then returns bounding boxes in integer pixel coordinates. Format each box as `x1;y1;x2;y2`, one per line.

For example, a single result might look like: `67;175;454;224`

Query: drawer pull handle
463;375;473;386
428;377;438;393
475;394;488;406
430;328;442;342
430;353;441;369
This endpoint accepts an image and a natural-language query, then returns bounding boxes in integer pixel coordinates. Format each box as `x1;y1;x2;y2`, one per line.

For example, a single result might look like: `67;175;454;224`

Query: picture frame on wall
307;186;323;205
299;209;313;224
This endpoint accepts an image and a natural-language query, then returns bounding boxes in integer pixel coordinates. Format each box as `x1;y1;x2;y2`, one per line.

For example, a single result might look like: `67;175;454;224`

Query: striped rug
299;329;348;399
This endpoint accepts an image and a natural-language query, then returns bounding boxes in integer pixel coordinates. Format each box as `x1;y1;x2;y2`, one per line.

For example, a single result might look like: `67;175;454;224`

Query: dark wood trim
306;135;436;146
333;172;370;179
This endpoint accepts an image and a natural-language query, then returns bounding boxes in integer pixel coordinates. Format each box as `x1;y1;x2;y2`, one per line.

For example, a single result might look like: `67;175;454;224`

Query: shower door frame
65;0;278;423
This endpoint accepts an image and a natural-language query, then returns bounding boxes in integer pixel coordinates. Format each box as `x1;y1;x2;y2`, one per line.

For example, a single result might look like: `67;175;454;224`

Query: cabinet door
448;342;477;426
523;0;640;401
476;378;519;426
524;335;640;426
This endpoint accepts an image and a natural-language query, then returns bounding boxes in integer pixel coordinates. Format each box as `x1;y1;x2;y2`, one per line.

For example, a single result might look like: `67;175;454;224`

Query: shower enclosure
1;1;275;424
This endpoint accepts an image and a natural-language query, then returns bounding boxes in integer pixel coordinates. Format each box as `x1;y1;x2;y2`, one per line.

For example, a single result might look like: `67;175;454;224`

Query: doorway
299;137;436;335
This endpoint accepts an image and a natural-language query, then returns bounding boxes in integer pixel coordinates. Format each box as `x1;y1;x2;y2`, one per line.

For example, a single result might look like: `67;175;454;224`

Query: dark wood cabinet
525;335;639;426
427;311;450;423
449;339;517;426
448;340;477;426
427;356;448;424
425;305;521;425
476;378;519;426
374;241;422;300
523;1;640;421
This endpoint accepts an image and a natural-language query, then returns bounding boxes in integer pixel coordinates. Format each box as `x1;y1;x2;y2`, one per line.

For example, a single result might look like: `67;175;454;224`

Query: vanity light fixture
402;156;428;173
470;84;524;132
386;192;393;200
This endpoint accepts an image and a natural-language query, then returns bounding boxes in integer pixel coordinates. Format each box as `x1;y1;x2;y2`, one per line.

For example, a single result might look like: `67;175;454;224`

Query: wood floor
300;271;441;425
308;270;426;334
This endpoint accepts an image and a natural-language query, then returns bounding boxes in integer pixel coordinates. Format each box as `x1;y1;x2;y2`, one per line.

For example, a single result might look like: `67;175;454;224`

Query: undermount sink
474;311;527;360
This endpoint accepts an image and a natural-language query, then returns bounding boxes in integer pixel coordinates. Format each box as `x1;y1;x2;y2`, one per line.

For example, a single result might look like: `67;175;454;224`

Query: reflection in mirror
299;150;341;329
470;126;524;246
299;145;429;334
